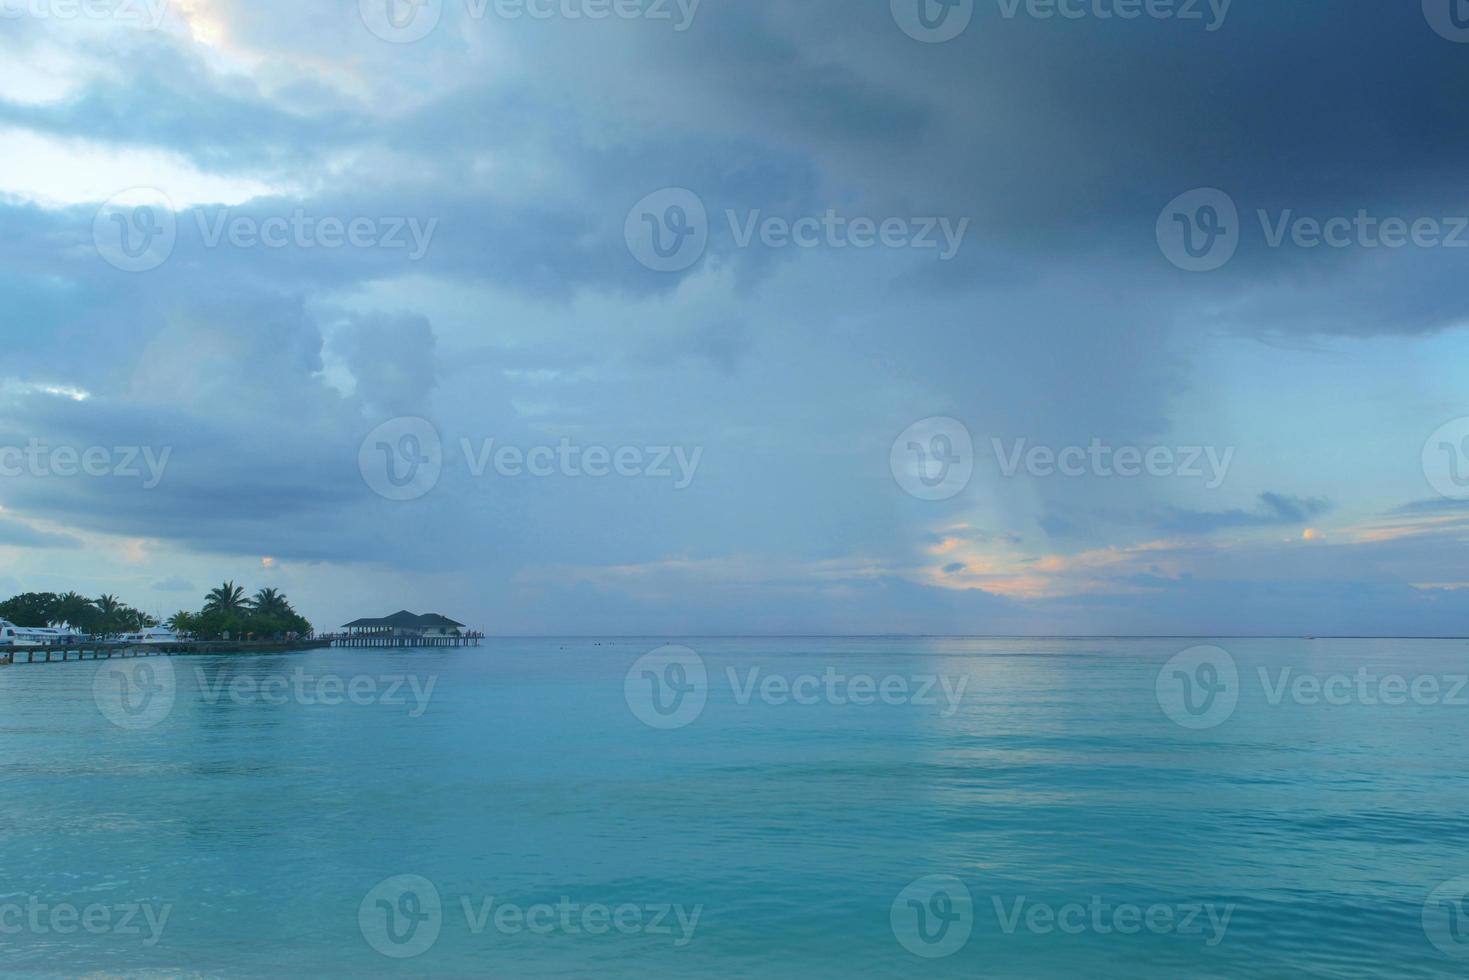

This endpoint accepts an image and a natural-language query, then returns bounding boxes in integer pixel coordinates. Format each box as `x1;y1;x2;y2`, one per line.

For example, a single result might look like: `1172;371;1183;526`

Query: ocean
1;637;1467;977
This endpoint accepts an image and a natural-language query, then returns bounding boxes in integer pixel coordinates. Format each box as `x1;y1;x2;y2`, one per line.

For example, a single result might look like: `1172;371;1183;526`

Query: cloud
1;0;1467;634
1157;493;1333;534
0;516;81;549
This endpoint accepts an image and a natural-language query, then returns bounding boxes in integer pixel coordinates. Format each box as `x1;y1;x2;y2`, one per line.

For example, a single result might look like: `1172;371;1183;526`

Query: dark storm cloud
1158;492;1333;534
10;1;1465;330
0;517;81;549
1;0;1465;634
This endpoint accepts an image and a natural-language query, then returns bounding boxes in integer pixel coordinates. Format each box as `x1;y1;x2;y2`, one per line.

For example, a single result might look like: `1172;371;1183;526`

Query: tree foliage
0;584;313;640
175;583;313;640
0;592;157;635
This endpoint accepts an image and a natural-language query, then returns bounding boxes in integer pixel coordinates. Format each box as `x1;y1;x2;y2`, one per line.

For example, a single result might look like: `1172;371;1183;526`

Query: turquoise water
2;637;1468;977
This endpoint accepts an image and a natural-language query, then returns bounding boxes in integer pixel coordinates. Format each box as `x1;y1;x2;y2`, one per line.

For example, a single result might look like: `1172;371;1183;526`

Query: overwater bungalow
340;611;468;640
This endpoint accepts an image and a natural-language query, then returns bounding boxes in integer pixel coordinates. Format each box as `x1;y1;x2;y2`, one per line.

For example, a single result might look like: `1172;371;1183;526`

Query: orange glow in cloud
918;528;1191;600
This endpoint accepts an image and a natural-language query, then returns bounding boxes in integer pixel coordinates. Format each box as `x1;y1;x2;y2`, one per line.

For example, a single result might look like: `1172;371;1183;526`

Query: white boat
118;626;182;645
0;620;67;648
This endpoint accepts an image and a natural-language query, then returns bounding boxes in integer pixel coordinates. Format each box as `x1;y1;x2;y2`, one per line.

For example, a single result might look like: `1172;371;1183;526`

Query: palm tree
119;610;157;630
166;611;197;639
252;587;289;618
53;591;96;631
94;593;121;637
204;581;249;614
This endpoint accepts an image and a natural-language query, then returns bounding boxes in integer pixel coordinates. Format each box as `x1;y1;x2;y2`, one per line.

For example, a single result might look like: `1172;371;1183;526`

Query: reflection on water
0;637;1466;977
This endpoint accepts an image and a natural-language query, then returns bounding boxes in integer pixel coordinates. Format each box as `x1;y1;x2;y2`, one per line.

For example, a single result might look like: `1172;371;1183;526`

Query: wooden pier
6;644;172;665
2;632;483;666
1;638;332;666
323;632;484;649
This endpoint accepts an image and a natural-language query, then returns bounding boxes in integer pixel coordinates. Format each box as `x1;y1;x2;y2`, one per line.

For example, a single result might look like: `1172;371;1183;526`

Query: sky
1;0;1468;636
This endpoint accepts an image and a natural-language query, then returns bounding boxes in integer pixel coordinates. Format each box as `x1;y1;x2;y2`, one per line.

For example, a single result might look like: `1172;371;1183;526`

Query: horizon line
466;634;1469;641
